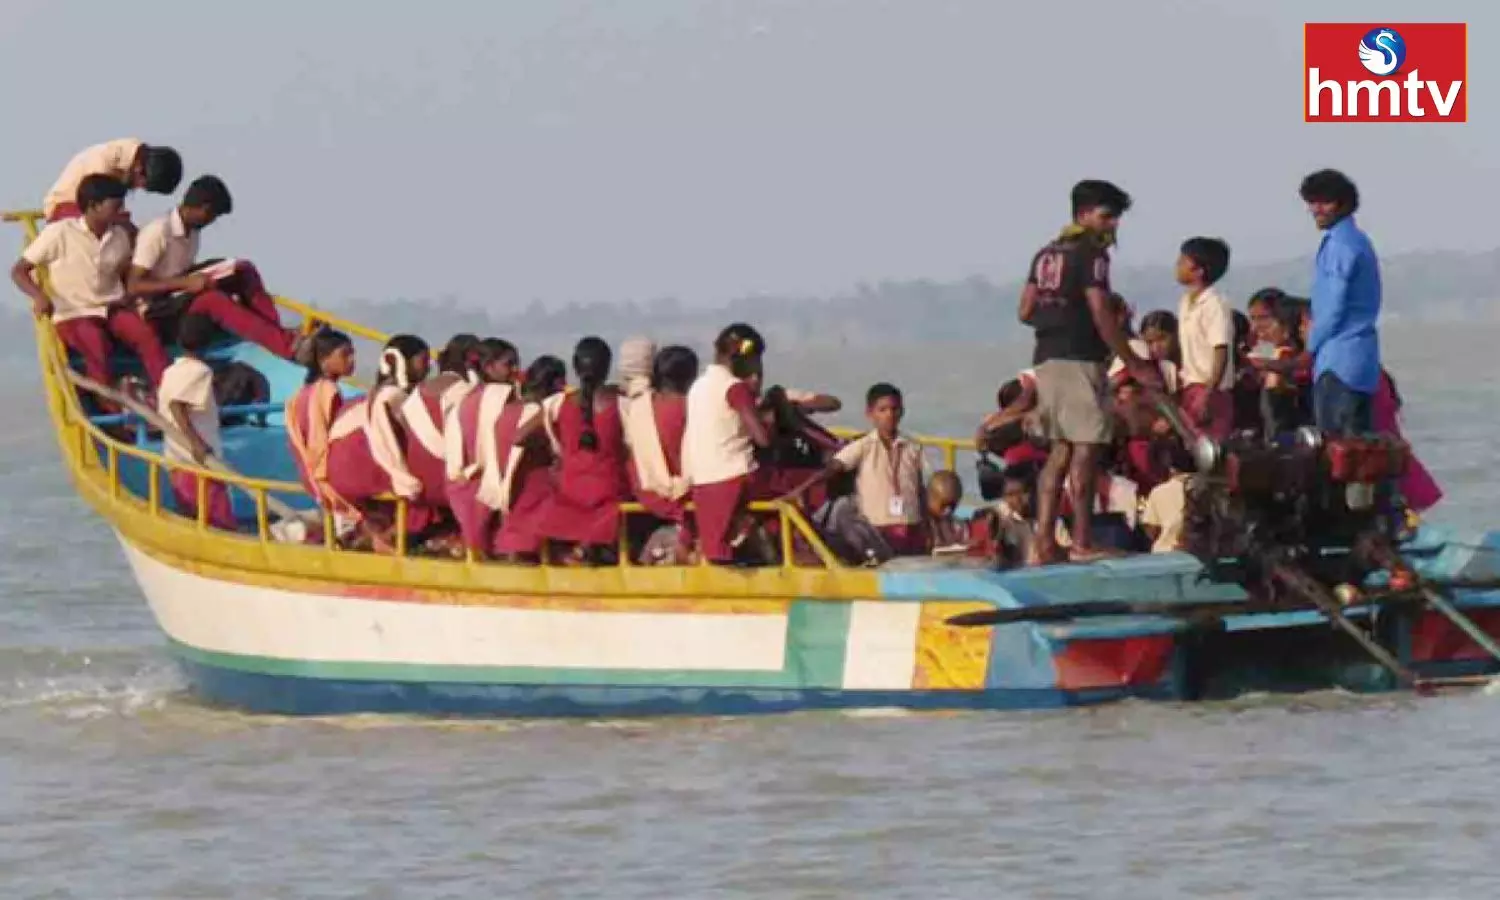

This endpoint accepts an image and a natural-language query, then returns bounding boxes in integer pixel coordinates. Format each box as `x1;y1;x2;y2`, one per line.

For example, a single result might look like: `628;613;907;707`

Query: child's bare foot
1067;546;1121;563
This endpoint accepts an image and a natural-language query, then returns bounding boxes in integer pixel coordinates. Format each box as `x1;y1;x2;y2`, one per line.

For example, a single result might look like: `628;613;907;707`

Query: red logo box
1304;23;1467;123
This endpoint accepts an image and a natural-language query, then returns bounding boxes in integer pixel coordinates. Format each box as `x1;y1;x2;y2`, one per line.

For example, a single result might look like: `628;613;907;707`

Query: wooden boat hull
120;536;1185;716
117;527;1500;717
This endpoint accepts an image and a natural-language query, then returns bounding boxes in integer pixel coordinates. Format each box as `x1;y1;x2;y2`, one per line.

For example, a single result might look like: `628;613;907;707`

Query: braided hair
376;334;430;390
571;336;613;452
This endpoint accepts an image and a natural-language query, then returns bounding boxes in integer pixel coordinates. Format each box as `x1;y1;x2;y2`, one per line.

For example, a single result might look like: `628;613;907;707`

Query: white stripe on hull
117;537;789;673
841;601;923;690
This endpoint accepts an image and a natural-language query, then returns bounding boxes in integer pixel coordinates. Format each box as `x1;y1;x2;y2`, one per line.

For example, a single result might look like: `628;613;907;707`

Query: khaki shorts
1031;359;1112;445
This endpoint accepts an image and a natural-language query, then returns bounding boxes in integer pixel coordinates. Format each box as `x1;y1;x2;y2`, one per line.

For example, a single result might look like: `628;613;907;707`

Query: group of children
976;237;1444;562
272;324;983;566
11;140;1444;569
11;139;316;427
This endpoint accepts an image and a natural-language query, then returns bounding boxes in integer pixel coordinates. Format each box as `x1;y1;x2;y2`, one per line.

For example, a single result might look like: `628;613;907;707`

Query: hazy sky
2;1;1495;311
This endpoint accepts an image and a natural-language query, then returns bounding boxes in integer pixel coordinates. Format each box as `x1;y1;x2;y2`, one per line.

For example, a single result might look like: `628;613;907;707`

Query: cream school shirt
1178;287;1234;390
834;431;928;526
42;138;142;217
1142;473;1190;553
157;357;222;463
21;219;132;323
133;209;200;279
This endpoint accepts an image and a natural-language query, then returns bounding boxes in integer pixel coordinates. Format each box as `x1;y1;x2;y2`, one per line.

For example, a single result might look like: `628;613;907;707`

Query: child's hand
30;295;52;319
189;435;212;465
180;272;213;295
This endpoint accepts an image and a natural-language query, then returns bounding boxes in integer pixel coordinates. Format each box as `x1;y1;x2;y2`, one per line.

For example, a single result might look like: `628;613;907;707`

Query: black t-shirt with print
1025;235;1112;364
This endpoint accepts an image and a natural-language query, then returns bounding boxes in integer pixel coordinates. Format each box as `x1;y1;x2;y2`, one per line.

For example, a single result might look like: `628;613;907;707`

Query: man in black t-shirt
1018;179;1156;565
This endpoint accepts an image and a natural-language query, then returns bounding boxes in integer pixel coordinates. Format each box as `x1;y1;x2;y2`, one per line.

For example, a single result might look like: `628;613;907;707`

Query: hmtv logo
1305;23;1467;122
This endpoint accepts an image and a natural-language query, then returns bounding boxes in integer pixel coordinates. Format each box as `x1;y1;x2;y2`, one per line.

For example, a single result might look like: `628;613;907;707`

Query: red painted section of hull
1053;635;1175;691
1409;609;1500;663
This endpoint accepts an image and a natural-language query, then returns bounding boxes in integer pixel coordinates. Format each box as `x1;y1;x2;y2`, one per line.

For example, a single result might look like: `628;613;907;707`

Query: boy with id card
827;383;930;556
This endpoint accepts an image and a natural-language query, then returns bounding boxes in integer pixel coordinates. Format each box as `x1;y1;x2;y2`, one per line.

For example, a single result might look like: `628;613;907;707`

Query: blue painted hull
176;656;1181;718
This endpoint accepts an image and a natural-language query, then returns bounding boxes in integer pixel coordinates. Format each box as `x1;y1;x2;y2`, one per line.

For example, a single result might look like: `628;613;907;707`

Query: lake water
3;324;1500;899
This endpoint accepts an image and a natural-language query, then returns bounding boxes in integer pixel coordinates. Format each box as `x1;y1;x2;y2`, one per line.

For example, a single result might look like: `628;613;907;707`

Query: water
3;324;1500;898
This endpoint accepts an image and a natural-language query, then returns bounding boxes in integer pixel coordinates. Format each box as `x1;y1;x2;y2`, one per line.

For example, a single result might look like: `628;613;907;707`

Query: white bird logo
1358;29;1401;76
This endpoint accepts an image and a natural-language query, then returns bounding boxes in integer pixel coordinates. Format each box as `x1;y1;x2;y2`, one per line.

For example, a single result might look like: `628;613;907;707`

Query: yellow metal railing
6;205;973;573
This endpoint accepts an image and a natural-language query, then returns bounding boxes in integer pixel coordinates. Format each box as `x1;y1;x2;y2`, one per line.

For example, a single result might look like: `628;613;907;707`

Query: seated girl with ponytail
682;324;774;566
533;337;631;566
399;333;483;542
442;338;522;557
322;335;434;553
285;329;357;542
491;356;568;563
621;344;698;563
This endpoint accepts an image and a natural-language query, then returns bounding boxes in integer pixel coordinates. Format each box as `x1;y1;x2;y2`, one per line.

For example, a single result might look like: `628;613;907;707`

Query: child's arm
10;259;51;318
169;399;212;464
12;227;62;318
127;264;210;300
727;382;771;448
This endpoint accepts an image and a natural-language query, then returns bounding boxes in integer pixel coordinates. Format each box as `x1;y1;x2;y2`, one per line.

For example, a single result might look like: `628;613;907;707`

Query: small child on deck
1175;237;1235;441
157;314;236;531
925;470;971;554
1141;443;1196;554
826;383;930;556
983;465;1039;570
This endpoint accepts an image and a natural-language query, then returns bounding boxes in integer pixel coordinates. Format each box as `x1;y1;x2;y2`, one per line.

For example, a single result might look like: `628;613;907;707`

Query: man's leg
106;306;170;387
186;290;298;358
1066;442;1103;556
1314;373;1373;435
1056;359;1114;560
223;261;285;326
1031;440;1071;565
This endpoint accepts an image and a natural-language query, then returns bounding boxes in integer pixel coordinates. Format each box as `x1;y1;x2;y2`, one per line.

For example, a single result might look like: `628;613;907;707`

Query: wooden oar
1271;564;1417;688
945;600;1258;627
64;370;302;522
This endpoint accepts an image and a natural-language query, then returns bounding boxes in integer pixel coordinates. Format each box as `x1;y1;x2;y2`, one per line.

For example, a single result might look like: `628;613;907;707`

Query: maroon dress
629;393;689;524
535;394;630;547
327;394;437;535
403;387;451;509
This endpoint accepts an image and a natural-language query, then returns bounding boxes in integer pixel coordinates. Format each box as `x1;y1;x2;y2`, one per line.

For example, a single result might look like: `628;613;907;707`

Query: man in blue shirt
1300;169;1381;434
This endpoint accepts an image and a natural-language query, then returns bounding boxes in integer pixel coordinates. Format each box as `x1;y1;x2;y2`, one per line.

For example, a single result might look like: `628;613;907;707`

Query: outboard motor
1179;422;1413;603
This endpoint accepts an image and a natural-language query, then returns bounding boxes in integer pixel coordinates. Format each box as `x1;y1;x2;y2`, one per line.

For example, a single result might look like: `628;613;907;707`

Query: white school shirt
157;357;222;463
682;364;756;486
1142;473;1190;553
42;138;142;217
133;208;200;279
1178;286;1235;390
21;219;132;323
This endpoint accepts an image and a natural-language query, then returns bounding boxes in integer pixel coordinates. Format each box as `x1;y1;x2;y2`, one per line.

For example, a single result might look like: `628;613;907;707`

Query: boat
9;206;1500;718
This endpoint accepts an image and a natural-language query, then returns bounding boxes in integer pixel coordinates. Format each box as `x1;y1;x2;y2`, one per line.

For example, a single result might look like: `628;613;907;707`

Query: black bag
213;362;271;427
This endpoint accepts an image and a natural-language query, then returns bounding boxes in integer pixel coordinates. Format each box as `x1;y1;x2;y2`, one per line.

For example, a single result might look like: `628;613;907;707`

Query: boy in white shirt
127;175;308;362
42;139;181;226
158;314;237;531
826;383;930;556
1141;444;1196;553
11;174;170;396
1176;237;1235;441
